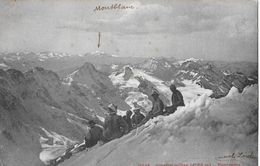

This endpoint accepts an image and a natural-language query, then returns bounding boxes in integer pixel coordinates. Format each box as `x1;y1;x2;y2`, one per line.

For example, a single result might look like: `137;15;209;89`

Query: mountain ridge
0;62;131;166
0;51;257;165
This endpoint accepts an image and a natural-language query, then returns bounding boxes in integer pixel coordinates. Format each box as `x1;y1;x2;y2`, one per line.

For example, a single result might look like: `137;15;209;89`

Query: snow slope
60;84;257;166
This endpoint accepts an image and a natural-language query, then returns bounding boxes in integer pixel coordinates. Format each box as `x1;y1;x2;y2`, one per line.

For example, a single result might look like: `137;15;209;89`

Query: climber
123;110;133;131
131;108;145;128
165;84;185;114
103;103;129;142
138;90;164;126
84;120;103;148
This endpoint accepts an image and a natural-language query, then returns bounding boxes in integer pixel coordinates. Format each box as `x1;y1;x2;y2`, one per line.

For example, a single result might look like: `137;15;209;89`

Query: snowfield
59;84;258;166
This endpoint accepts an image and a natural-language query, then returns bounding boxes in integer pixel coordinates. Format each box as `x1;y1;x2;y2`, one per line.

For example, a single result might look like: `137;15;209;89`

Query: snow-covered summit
36;52;74;59
136;57;178;81
89;51;114;57
91;51;105;56
138;57;159;71
178;57;201;66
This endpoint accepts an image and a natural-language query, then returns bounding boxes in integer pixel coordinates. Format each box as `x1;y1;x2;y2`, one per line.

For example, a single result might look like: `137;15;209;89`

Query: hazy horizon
0;0;257;62
0;50;257;63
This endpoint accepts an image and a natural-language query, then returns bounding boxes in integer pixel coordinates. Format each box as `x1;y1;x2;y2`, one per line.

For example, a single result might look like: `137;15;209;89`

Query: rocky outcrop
123;66;134;81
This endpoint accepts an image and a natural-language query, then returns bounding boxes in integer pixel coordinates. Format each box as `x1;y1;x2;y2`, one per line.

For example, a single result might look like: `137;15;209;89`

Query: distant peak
91;51;105;55
82;62;95;67
186;58;201;62
147;57;158;62
79;62;97;72
90;51;117;58
111;54;119;57
178;58;201;65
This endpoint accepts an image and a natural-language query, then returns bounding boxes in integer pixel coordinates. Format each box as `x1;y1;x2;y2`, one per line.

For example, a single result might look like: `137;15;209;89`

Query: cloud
217;14;257;39
0;0;257;62
114;3;172;24
54;0;257;38
57;3;175;35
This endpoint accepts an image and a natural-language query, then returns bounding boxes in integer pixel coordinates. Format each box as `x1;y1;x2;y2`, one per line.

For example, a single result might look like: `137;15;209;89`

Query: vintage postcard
0;0;257;166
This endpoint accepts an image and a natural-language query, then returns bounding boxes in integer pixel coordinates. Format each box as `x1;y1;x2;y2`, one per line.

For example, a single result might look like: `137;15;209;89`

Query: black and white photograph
0;0;258;166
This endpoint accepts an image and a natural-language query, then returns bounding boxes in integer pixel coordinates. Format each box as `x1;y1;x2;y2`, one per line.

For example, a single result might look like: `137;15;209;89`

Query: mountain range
0;51;257;166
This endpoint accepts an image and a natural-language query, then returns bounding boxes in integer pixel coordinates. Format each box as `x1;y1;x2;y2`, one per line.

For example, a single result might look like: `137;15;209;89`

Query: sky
0;0;257;62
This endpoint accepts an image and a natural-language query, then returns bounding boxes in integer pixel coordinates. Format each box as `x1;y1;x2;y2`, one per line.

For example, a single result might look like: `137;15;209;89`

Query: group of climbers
83;84;185;149
81;103;130;150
